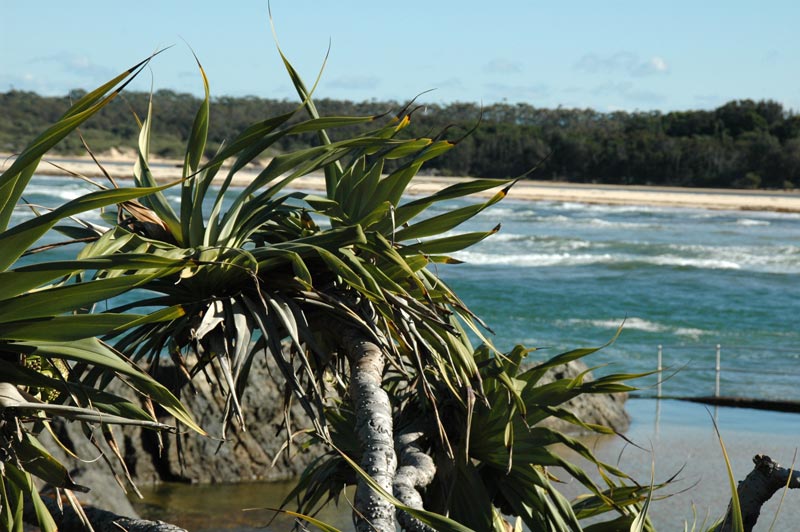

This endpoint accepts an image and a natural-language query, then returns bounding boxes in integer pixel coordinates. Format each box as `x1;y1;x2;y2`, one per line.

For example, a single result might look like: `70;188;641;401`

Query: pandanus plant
68;48;656;531
72;55;510;531
1;40;659;530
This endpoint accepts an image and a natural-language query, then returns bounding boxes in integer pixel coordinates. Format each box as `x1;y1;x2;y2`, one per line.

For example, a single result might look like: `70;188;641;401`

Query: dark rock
42;350;319;514
134;356;318;484
37;422;142;518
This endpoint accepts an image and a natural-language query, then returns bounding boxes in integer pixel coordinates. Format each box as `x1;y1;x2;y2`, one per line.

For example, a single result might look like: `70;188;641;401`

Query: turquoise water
17;176;800;400
435;196;800;400
17;176;800;529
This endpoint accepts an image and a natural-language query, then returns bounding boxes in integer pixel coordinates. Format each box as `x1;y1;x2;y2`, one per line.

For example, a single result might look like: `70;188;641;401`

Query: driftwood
716;454;800;532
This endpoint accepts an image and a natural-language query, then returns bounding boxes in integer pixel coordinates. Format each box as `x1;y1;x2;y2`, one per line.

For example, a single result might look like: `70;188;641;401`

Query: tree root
25;494;187;532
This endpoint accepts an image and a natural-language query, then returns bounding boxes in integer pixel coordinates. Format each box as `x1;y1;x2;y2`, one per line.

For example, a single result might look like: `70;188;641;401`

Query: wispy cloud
0;72;68;95
30;52;116;80
327;75;380;90
483;58;522;74
484;82;550;102
574;52;669;77
762;49;781;65
432;77;465;91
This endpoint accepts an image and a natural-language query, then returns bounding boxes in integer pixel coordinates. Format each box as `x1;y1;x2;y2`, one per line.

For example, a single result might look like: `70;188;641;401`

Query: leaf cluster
0;47;681;532
0;56;201;532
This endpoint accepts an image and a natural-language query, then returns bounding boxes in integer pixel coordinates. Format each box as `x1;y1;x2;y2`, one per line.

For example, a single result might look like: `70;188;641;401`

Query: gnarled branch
716;454;800;532
393;424;436;532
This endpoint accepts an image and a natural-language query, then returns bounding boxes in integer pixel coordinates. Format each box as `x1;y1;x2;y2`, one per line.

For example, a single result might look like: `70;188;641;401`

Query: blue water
435;196;800;400
16;176;800;400
16;176;800;530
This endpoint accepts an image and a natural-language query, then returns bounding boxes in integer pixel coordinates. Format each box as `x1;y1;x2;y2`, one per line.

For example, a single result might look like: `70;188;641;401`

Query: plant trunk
339;326;398;532
393;425;436;532
716;454;800;532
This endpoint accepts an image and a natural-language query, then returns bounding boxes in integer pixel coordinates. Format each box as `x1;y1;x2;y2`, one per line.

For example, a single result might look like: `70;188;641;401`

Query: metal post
715;344;721;397
657;344;663;398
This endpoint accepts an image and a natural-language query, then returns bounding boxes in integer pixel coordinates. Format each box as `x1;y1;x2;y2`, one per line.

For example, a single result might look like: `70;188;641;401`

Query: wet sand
6;152;800;213
562;399;800;530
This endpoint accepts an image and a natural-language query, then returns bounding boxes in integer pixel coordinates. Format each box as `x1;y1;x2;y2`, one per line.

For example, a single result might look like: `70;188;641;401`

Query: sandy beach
6;151;800;213
572;399;800;530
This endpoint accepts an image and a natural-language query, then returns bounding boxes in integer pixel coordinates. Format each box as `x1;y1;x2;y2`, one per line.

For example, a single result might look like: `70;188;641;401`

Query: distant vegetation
3;89;800;189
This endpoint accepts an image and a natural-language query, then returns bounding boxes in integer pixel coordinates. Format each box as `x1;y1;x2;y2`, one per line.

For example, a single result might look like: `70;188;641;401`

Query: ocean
17;176;800;400
17;176;800;530
437;194;800;401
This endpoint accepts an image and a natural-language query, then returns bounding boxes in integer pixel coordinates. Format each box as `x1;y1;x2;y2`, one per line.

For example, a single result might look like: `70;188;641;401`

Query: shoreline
563;398;800;529
7;152;800;213
133;399;800;530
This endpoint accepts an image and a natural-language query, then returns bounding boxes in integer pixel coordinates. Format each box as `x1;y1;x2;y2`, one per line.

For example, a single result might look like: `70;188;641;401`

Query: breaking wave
559;317;707;339
453;246;800;273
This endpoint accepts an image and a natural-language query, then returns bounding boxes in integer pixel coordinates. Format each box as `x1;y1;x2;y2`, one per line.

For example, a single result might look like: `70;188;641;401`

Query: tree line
2;88;799;189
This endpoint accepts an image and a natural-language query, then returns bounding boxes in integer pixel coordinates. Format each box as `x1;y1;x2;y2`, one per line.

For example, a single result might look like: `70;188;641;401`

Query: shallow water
134;399;800;531
565;399;800;531
134;480;354;531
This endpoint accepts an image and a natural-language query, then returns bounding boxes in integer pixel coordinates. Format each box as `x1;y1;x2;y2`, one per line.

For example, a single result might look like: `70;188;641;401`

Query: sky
2;0;799;113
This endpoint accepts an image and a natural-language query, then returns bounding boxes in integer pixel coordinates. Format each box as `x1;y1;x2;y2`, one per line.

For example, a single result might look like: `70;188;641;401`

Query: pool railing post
715;344;721;397
657;344;663;398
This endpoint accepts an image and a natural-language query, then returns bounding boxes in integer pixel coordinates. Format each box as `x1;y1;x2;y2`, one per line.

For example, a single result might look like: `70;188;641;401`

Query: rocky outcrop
41;356;627;516
41;351;318;516
117;362;318;485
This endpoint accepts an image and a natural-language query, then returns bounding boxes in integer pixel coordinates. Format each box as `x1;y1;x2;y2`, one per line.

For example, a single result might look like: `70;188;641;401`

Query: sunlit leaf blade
0;307;183;341
393;184;511;242
0;274;160;324
133;94;182;241
271;30;343;196
6;338;205;435
257;508;343;532
630;456;655;532
182;53;211;246
400;225;501;256
185;54;210;175
0;184;177;271
0;55;154;231
711;413;744;532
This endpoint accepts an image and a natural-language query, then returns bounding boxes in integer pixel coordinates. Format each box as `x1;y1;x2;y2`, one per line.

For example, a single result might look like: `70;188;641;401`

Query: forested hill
3;89;800;189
